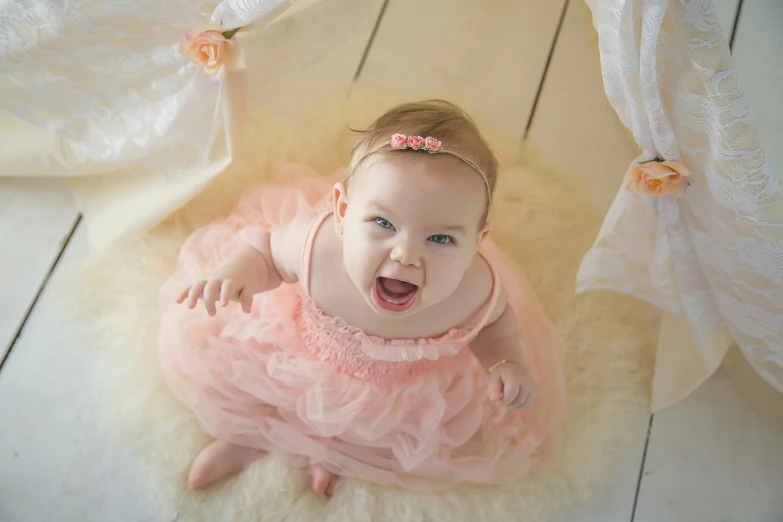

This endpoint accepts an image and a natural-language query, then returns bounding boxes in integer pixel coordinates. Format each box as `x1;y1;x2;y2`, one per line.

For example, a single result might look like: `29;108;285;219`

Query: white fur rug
61;90;657;522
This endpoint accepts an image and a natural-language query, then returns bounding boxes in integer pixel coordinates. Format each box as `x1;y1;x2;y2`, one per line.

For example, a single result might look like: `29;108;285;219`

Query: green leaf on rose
638;157;664;164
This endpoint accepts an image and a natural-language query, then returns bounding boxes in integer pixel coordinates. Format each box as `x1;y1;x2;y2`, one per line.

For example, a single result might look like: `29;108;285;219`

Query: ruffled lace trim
296;288;479;362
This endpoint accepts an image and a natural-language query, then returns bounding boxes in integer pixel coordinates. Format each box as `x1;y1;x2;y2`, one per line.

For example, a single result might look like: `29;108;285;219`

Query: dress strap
300;212;333;296
457;249;502;338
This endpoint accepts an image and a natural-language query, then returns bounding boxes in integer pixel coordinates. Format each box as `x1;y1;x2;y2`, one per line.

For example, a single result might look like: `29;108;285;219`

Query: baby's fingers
186;280;208;309
488;373;504;401
510;390;529;410
522;387;537;411
502;381;521;406
176;286;191;304
238;288;254;314
220;279;241;306
512;386;536;411
203;279;223;316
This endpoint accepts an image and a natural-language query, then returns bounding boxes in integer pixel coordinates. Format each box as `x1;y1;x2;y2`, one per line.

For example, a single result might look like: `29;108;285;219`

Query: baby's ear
333;182;349;236
477;222;492;244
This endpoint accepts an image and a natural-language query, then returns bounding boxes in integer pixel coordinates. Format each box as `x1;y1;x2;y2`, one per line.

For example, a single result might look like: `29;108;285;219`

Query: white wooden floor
1;1;782;521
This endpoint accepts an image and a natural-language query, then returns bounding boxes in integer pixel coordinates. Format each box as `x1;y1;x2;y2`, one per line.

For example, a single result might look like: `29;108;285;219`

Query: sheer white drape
0;1;291;172
579;0;782;410
0;0;300;242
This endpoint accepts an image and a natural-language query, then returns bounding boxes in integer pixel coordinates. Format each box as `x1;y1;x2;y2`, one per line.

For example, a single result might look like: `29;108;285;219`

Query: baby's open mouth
373;277;420;312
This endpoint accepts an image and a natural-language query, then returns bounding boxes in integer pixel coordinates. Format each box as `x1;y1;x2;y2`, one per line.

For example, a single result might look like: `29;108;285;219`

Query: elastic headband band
348;133;492;209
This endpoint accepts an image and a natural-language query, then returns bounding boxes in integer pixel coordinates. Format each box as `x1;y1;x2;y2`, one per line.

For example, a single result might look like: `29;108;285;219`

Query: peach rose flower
175;26;243;76
625;159;692;197
407;135;425;149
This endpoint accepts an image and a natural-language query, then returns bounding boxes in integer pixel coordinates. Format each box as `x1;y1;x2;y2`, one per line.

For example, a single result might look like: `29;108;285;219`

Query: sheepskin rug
62;88;657;522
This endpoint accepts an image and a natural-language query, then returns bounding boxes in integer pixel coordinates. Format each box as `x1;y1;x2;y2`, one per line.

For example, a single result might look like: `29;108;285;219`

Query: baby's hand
488;361;536;411
176;245;267;315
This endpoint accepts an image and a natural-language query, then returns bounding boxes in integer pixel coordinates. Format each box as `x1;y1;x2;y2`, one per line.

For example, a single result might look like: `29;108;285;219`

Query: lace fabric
297;289;472;364
1;1;219;170
579;0;783;409
0;0;323;242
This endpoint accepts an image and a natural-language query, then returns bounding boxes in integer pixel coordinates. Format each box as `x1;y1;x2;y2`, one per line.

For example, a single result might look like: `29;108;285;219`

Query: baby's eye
375;217;396;231
429;234;454;245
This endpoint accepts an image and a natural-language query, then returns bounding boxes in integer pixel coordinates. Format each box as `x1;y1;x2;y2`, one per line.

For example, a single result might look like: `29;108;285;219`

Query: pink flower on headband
424;137;441;152
389;133;442;152
407;135;425;149
391;133;408;149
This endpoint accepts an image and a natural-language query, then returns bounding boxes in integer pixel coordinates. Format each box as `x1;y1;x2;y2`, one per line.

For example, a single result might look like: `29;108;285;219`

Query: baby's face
334;154;489;319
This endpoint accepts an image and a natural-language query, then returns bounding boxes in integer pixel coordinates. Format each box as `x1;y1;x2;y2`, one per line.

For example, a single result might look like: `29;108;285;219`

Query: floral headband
352;133;492;207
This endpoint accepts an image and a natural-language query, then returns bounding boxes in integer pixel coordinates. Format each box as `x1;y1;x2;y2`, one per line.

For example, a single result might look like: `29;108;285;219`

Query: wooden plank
712;0;740;42
522;0;640;213
553;415;650;522
240;0;387;114
0;224;163;522
0;176;79;364
525;2;651;520
731;0;783;173
634;371;783;522
350;0;568;138
0;110;80;364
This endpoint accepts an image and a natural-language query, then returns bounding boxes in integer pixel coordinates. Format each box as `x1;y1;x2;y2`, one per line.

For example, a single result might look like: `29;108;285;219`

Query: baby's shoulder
270;212;321;283
285;212;320;239
307;213;345;277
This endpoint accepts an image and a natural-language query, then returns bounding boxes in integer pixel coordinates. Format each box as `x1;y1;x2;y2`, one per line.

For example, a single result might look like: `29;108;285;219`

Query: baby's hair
345;100;499;224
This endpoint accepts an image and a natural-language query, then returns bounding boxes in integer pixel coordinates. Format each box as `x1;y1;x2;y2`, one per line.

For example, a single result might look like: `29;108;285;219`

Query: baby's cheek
345;239;383;277
425;265;464;302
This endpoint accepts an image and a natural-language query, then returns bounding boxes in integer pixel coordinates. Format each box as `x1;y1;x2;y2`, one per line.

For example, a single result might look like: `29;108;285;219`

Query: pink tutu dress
158;164;566;490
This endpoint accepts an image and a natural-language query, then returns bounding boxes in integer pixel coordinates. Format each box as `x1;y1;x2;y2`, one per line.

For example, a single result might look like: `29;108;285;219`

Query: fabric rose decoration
424;137;442;151
407;135;425;149
391;133;408;149
389;134;442;152
625;158;692;197
174;26;243;76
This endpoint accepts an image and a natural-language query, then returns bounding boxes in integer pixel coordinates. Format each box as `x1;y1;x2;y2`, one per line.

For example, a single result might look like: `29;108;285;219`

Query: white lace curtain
579;0;782;409
0;0;307;242
1;0;780;409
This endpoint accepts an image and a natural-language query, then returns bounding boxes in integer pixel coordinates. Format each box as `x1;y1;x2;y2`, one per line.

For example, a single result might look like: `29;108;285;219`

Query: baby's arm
470;290;537;411
470;290;525;370
177;213;315;315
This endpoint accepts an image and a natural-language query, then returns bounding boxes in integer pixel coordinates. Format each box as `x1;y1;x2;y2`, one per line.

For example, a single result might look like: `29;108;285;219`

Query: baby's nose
390;242;422;268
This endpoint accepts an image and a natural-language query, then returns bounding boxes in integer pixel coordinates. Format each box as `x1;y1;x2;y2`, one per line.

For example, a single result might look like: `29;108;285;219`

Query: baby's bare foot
188;439;266;490
309;462;339;497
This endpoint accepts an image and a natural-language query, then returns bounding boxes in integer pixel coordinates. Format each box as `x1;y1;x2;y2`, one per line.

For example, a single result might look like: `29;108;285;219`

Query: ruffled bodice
293;289;468;382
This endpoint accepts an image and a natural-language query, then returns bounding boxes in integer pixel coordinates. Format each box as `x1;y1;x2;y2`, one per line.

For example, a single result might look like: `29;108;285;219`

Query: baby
158;100;565;496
